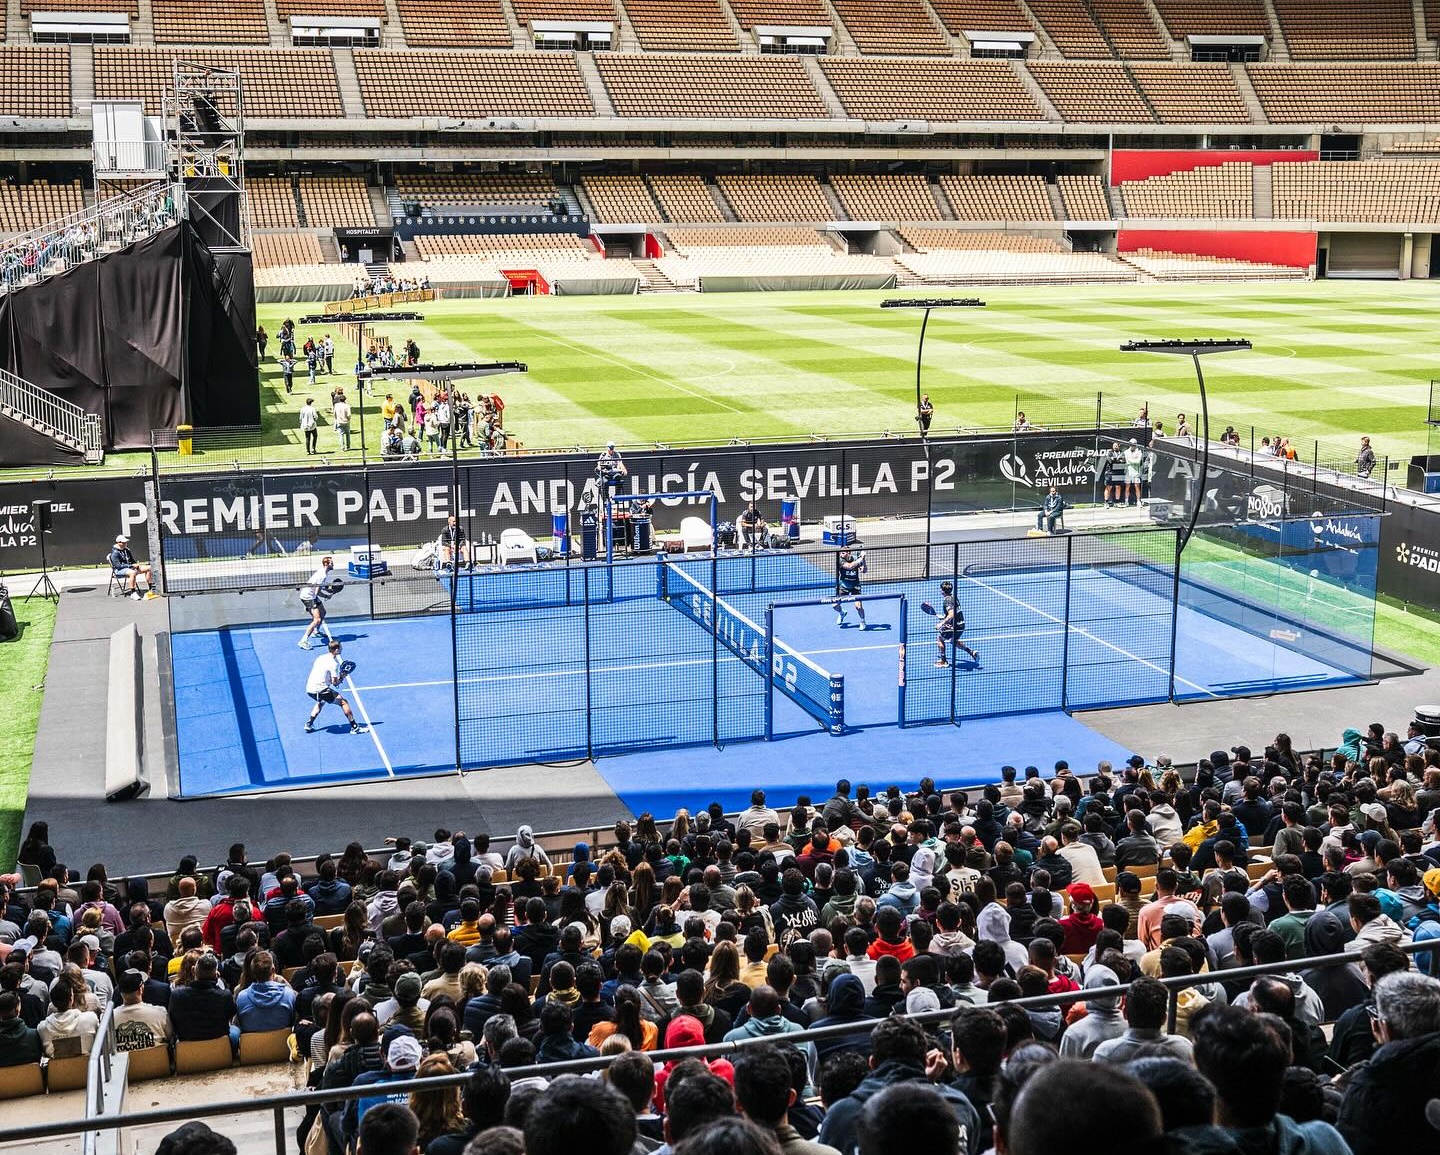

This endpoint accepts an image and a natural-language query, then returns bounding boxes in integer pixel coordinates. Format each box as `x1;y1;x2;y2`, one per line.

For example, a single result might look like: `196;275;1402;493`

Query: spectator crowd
6;718;1440;1155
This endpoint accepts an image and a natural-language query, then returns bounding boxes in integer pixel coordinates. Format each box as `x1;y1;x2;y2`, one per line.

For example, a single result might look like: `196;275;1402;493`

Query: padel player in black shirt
935;579;979;667
833;549;867;629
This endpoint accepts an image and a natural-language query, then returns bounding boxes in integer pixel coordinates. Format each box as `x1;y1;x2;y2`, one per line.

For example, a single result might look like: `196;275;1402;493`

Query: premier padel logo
999;454;1033;487
1398;543;1411;564
1397;541;1440;573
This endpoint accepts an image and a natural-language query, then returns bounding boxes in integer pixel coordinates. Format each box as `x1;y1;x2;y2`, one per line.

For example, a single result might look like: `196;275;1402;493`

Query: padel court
170;531;1376;798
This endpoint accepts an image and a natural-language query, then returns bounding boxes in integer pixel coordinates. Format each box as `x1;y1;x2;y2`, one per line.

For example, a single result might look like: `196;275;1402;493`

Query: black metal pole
1181;352;1210;553
450;420;461;775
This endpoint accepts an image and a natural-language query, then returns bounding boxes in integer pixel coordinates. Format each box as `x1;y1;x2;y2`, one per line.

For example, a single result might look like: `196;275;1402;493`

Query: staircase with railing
0;365;104;463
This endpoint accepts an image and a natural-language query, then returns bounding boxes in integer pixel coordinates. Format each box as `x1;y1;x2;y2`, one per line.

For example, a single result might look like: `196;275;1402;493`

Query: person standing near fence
255;325;267;361
333;392;352;453
300;398;319;455
323;335;335;376
918;394;934;438
1356;436;1376;479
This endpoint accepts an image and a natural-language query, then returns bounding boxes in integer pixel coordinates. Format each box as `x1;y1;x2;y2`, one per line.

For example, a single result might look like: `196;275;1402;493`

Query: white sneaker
128;591;141;600
298;638;312;650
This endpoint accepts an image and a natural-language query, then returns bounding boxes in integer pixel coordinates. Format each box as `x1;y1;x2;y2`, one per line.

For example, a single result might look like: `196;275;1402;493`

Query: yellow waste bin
177;424;193;455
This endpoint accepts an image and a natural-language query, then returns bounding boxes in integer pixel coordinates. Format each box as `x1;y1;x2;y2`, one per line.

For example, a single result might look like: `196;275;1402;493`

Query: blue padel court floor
172;557;1372;797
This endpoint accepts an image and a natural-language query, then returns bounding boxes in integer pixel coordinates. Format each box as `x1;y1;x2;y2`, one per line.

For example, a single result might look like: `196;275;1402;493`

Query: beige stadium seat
238;1028;293;1065
829;0;949;54
94;47;343;118
124;1044;173;1082
151;0;269;44
45;1055;89;1092
353;51;592;118
622;0;738;51
1271;0;1414;60
176;1037;234;1074
394;0;512;46
593;55;826;119
0;1063;44;1100
820;58;1041;122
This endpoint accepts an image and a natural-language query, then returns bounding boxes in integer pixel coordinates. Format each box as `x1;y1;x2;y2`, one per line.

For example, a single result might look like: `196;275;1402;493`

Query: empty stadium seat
829;0;950;54
298;176;376;228
1090;0;1170;58
1150;0;1269;38
395;173;559;209
151;0;269;44
251;232;326;268
927;0;1033;37
0;180;85;234
1246;63;1440;123
623;0;738;51
714;175;834;222
581;175;662;223
899;229;1063;251
1271;0;1414;60
275;0;384;16
937;175;1054;221
1057;174;1112;220
94;48;342;119
819;58;1043;122
726;0;829;28
247;177;300;229
1121;248;1308;280
511;0;615;21
1119;163;1253;218
353;51;593;118
1025;0;1112;57
1127;63;1252;123
664;225;831;251
594;55;825;118
830;174;943;222
0;46;71;119
1026;61;1153;121
1271;160;1440;223
394;0;513;47
647;174;727;222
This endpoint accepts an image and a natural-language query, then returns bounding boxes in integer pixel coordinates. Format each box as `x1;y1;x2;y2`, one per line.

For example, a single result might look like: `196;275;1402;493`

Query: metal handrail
0;365;102;456
0;181;181;298
11;939;1430;1150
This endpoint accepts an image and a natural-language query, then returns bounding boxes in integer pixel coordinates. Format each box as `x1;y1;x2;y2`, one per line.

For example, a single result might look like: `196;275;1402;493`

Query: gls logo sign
999;454;1033;487
1396;541;1440;573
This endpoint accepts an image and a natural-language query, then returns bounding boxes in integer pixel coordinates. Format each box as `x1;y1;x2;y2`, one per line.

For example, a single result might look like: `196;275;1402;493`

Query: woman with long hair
634;813;660;847
556;888;595;936
173;948;203;989
1386;779;1421;829
630;862;657;925
337;842;370;886
499;982;539;1040
424;1002;477;1069
733;885;774;943
329;901;371;962
703;940;749;1020
1273;733;1301;775
86;863;119;905
588;986;656;1051
670;809;691;845
490;886;513;928
408;1053;465;1148
327;994;373;1063
659;876;684;910
17;821;55;875
600;881;631;933
321;989;358;1060
354;859;382;905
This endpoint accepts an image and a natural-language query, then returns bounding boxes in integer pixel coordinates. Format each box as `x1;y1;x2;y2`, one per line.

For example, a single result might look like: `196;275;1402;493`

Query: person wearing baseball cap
344;1030;424;1140
108;533;155;600
1059;882;1104;955
1410;868;1440;978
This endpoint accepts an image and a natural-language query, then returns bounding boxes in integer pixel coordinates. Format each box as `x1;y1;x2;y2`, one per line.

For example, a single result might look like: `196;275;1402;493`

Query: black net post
1060;533;1074;712
948;541;959;724
1168;526;1182;703
450;428;462;774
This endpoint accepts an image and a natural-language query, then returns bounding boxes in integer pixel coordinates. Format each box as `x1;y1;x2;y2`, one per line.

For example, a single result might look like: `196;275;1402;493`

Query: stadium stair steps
1120;63;1161;121
929;176;957;220
6;0;20;44
318;233;341;262
1104;181;1125;219
706;178;738;221
1045;180;1066;220
1014;0;1060;55
263;0;287;44
916;0;966;55
289;176;306;226
0;370;104;463
632;259;685;292
498;0;526;47
1258;0;1290;60
367;184;390;228
1417;0;1439;59
801;55;850;119
817;0;862;55
610;0;643;52
1229;63;1268;123
1137;0;1187;60
1081;0;1122;58
381;0;407;47
1009;58;1063;120
1252;162;1273;219
133;0;155;44
716;0;757;52
818;177;849;221
331;48;368;119
71;44;95;119
574;51;617;117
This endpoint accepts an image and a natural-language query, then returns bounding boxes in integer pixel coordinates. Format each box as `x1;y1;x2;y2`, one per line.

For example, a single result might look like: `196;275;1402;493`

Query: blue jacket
235;980;295;1033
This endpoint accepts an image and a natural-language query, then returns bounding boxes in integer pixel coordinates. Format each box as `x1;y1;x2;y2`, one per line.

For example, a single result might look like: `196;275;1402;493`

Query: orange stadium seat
151;0;269;44
714;175;834;222
1025;0;1112;57
829;0;950;54
353;51;593;117
1247;63;1440;123
623;0;738;51
819;58;1043;121
726;0;829;28
275;0;385;14
1150;0;1269;38
1026;61;1152;121
646;174;727;222
927;0;1033;37
297;176;375;228
510;0;616;21
1089;0;1170;58
394;0;513;47
246;177;301;228
94;47;342;118
0;180;85;233
594;55;826;118
1128;63;1252;123
1057;174;1112;220
1271;0;1415;60
830;174;944;222
0;46;69;118
20;0;136;11
250;232;326;268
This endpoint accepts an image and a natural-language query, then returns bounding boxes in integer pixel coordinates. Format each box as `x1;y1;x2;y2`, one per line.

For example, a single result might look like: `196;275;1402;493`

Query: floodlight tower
1119;338;1251;550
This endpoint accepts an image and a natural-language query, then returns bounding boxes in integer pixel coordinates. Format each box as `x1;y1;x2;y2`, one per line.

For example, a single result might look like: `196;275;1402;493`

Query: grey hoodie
1058;966;1123;1058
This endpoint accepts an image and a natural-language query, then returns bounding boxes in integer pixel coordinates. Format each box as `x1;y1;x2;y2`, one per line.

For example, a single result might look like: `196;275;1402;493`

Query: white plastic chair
680;516;714;553
499;528;538;565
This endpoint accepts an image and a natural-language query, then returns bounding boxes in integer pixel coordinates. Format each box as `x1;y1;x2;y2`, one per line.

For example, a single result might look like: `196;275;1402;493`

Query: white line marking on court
321;623;394;776
517;327;745;415
961;575;1220;698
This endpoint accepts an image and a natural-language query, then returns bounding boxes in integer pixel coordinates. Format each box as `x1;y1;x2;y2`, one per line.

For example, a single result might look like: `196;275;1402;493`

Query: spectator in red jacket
1059;883;1105;956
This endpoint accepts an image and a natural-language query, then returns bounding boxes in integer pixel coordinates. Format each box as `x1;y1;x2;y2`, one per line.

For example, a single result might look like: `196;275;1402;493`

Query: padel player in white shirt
305;639;361;735
298;556;335;650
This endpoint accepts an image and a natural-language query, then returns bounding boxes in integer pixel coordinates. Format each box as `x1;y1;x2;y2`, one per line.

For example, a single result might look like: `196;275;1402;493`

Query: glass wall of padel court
161;519;1379;797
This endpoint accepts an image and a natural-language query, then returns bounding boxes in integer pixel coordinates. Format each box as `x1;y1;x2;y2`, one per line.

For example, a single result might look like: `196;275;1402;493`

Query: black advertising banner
1378;499;1440;612
0;475;148;571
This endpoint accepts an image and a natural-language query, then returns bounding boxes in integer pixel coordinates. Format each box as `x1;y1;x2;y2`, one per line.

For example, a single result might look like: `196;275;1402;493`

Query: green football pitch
256;280;1440;460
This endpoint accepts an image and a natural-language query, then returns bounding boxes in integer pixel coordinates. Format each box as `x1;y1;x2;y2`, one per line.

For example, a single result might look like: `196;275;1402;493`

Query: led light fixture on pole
1119;338;1250;551
299;311;425;460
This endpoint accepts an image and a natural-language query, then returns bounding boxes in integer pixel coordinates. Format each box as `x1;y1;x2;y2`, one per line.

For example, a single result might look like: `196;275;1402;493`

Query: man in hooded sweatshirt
1059;963;1124;1058
232;950;296;1048
1337;971;1440;1155
874;861;919;917
770;869;821;941
810;973;872;1062
505;826;552;873
819;1017;979;1155
1410;867;1440;976
866;907;914;964
1344;892;1410;981
975;903;1029;974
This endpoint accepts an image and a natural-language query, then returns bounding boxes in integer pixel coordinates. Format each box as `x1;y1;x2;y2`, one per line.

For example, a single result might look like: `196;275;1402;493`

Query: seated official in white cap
108;534;154;599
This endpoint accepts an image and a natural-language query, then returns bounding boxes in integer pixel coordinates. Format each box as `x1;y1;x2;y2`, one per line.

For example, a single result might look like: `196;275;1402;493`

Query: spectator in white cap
108;533;154;600
343;1031;425;1142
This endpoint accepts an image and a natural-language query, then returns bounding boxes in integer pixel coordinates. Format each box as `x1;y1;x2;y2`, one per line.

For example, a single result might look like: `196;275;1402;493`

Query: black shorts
838;578;861;596
308;687;338;704
302;597;326;621
941;619;966;639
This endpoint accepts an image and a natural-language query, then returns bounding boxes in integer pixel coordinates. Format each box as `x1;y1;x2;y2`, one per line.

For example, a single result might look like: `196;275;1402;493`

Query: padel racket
920;602;937;616
337;660;358;680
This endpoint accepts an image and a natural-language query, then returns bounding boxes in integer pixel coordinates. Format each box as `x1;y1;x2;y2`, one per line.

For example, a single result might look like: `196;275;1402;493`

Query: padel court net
164;519;1378;797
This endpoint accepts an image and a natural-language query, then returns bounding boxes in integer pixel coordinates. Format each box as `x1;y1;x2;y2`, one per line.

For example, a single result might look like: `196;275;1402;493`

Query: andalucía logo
999;454;1032;487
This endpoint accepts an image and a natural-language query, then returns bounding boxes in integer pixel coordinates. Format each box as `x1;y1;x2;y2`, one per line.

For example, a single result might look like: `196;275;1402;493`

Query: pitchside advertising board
0;430;1141;573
